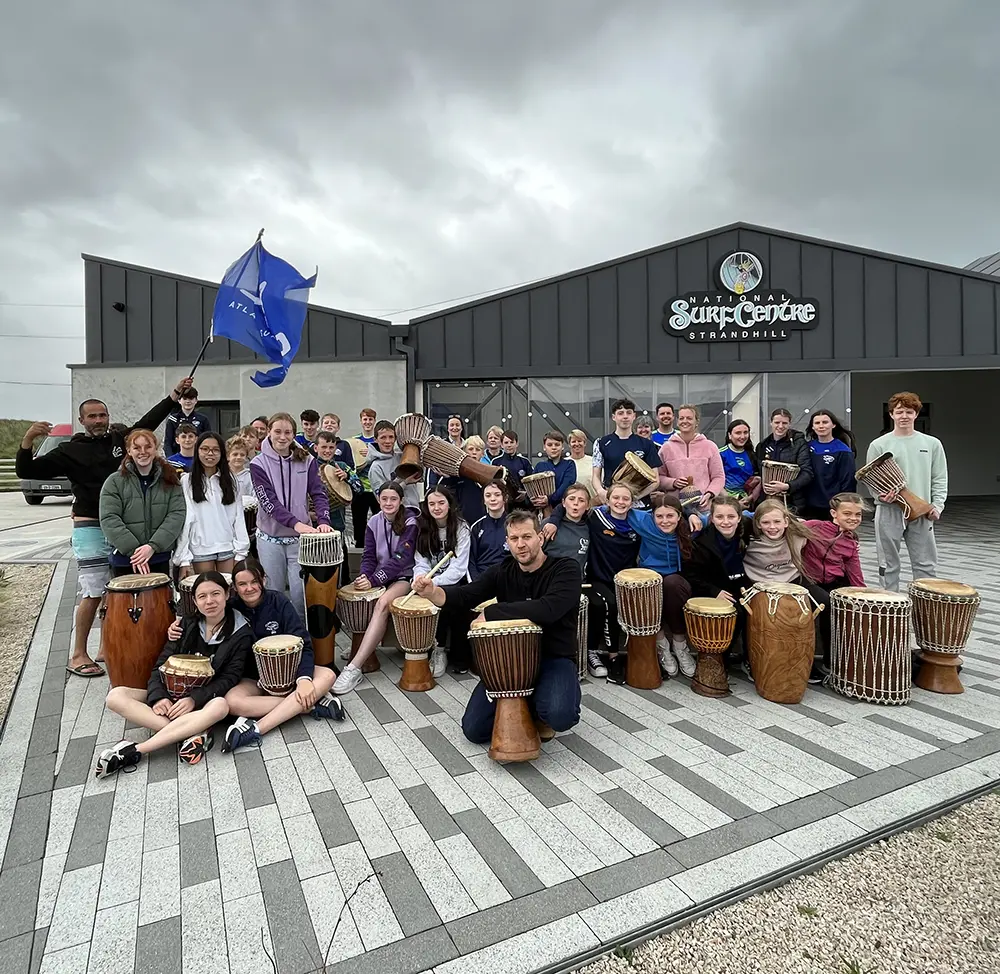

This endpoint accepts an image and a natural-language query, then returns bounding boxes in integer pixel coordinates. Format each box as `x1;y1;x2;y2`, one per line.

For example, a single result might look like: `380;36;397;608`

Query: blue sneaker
312;692;346;722
222;717;261;753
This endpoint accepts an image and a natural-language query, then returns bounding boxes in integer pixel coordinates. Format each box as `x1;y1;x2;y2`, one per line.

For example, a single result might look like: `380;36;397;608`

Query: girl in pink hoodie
657;405;725;517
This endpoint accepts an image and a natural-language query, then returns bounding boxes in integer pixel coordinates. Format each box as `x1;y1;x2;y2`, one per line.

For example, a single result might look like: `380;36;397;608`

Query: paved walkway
1;501;999;974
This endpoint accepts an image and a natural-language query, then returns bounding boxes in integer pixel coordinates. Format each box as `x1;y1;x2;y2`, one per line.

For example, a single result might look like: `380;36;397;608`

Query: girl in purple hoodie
333;481;418;694
250;413;332;622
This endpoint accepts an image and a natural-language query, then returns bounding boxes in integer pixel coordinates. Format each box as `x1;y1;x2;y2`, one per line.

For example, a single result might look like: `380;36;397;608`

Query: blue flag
211;240;317;387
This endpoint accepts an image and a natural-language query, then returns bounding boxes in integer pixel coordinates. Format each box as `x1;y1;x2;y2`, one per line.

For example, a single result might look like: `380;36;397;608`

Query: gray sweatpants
873;504;938;592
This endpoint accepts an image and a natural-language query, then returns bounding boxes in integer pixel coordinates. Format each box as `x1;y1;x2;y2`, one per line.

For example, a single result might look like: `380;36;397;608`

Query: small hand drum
253;635;304;696
684;597;737;698
614;568;663;690
159;654;214;700
390;594;439;692
909;578;980;694
336;583;385;672
320;466;354;511
522;472;555;513
612;451;658;494
856;452;932;521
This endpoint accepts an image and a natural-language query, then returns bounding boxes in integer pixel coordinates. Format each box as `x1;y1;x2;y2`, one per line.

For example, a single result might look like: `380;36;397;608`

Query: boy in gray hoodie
541;483;590;571
366;421;422;511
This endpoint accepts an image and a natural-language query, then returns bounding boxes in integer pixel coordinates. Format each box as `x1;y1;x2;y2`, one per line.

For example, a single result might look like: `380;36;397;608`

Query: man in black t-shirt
592;398;661;503
412;511;582;744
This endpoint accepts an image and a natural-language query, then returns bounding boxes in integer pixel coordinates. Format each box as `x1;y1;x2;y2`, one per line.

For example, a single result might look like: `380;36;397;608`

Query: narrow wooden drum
612;451;658;494
179;572;232;619
829;587;911;705
336;584;385;672
741;582;820;704
855;453;932;521
299;531;343;668
394;413;432;479
684;597;737;698
101;572;175;689
909;579;980;695
159;654;214;700
320;465;353;511
576;594;589;680
420;436;466;478
253;635;304;696
468;619;543;763
458;456;506;486
522;472;555;514
390;595;439;692
614;568;663;690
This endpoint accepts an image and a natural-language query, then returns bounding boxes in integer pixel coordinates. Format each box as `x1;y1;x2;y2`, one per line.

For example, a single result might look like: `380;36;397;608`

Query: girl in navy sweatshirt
803;410;857;520
469;481;511;579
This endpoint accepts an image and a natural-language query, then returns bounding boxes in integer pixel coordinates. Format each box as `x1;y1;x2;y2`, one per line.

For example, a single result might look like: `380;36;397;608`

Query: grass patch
796;904;819;918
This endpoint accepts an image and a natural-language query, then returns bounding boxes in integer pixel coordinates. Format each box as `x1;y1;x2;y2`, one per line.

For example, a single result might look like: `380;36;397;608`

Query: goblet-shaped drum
684;598;737;697
253;635;304;696
612;451;658;495
394;413;432;480
390;595;439;692
336;584;386;673
159;654;214;700
855;453;932;521
909;579;980;695
614;568;663;690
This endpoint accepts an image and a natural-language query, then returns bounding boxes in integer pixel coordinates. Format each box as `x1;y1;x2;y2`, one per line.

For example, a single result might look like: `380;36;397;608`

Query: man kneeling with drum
96;573;253;777
411;510;582;746
165;559;344;753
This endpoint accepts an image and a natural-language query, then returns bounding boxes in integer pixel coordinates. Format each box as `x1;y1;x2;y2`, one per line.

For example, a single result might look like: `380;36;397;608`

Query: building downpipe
389;324;416;413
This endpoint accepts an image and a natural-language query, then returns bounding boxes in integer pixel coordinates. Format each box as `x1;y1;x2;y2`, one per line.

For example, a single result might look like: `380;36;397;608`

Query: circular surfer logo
718;252;763;295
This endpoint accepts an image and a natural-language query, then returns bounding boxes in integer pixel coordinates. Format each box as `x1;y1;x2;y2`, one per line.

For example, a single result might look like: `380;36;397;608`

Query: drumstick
398;551;454;608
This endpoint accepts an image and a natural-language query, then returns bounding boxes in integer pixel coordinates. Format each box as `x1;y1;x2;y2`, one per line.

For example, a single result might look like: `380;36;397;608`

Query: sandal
66;662;105;678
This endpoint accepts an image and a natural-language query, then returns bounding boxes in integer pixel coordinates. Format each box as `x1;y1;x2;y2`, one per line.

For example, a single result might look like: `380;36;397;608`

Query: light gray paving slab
138;845;181;927
672;837;800;903
503;762;570;808
176;751;212;825
581;695;646;732
774;813;868;859
179;819;221;890
233;749;276;809
181;879;229;974
394;824;477;923
262;753;312;820
557;780;658;857
668;814;784;869
337;729;389;781
284;740;335;795
142;778;179;855
221;891;275;974
551;801;632;867
345;797;399;859
329;839;405;950
438;832;511;909
762;724;874;777
412;725;475;776
908;701;997;734
36;853;68;930
669;718;744;756
37;942;90;973
45;862;102;952
207;754;247;836
106;761;147;841
300;868;364;968
217;828;261;902
368;733;424;789
0;859;43;942
648;754;754;821
87;900;137;974
605;769;711;839
244;804;292;867
324;925;458;974
864;713;950;749
284;811;335;879
366;775;419;831
96;834;143;911
259;859;324;974
824;766;920;807
580;873;693;943
452;808;544;898
372;850;442;937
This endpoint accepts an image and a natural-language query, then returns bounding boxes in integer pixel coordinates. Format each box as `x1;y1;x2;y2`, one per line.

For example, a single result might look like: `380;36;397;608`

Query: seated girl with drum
626;493;697;678
333;482;419;695
99;428;187;578
719;420;761;510
164;559;342;754
412;510;582;744
95;572;253;777
175;432;250;580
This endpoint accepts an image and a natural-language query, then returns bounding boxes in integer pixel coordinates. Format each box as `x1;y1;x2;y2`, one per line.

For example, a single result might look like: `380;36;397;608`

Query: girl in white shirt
413;485;471;677
175;432;250;578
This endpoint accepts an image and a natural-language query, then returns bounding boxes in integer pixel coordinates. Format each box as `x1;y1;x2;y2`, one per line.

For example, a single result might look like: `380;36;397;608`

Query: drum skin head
624;451;657;482
469;619;541;633
752;581;809;596
615;568;660;586
686;597;737;617
339;584;386;601
320;465;353;502
391;595;439;615
253;635;304;653
910;578;978;598
107;572;172;590
161;654;213;675
834;586;910;605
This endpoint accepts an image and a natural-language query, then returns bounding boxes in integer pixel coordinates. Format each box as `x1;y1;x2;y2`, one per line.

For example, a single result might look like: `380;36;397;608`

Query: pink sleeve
657;443;677;490
846;542;865;587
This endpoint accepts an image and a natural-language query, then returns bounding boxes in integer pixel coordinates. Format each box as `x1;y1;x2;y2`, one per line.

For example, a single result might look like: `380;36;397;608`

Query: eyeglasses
199;447;221;455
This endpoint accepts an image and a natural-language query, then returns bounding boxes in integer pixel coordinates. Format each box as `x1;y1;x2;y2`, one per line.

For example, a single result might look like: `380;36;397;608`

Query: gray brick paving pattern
0;502;999;971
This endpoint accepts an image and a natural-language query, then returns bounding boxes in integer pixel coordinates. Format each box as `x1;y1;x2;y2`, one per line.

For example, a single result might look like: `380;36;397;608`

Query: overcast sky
2;2;997;420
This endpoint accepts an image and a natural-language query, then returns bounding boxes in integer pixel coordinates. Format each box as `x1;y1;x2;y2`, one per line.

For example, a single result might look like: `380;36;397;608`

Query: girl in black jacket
95;572;253;777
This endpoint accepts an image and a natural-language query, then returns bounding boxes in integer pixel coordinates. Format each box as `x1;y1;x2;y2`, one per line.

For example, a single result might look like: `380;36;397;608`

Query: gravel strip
0;564;54;721
583;791;1000;974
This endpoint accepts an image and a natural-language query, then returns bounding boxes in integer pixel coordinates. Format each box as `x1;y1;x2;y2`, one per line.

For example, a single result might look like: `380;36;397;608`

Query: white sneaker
656;632;679;676
587;650;608;679
333;665;364;695
430;646;447;678
339;644;352;661
672;639;697;678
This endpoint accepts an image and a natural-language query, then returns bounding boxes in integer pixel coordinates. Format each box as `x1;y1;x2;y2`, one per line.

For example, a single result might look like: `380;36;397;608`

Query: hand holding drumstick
402;551;454;608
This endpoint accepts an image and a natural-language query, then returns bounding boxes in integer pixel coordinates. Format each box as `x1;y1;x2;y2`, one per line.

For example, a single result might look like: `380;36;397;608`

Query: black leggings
351;492;379;548
809;575;848;670
587;580;623;656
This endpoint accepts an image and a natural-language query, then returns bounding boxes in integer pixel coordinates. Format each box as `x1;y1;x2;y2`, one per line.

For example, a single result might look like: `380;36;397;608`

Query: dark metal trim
66;353;404;370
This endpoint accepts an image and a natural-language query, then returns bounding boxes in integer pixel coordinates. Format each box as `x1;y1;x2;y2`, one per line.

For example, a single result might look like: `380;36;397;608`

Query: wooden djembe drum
909;579;980;695
336;584;384;673
614;568;663;690
683;598;738;698
390;595;439;692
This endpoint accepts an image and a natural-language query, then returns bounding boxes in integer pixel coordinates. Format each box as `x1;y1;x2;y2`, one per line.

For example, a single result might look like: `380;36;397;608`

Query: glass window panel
654;377;683;414
527;377;604;458
425;381;507;438
728;374;763;446
686;374;730;446
607;377;655;420
768;372;849;435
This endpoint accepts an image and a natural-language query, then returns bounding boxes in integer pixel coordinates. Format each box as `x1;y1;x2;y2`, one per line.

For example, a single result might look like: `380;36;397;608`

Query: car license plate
41;485;62;491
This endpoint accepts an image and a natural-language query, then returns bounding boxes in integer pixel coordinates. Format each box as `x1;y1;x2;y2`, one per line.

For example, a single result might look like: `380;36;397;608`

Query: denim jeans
461;656;581;744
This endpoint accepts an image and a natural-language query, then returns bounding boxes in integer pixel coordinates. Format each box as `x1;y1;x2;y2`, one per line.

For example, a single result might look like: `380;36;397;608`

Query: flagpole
189;228;265;378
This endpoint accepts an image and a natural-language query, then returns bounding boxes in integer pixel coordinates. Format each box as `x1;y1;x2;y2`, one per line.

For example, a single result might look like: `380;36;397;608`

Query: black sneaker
179;731;215;765
222;717;262;752
312;693;346;722
95;740;141;778
451;664;470;675
606;654;627;685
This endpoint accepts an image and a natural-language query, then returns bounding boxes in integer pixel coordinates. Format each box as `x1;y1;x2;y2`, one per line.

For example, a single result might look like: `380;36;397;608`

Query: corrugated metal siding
412;225;1000;377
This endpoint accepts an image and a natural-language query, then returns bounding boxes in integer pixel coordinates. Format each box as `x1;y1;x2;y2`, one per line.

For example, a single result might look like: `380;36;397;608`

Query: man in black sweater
16;376;193;677
412;510;582;744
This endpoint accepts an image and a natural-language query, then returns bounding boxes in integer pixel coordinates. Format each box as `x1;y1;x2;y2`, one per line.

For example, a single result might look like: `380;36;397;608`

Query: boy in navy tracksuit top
804;438;856;520
531;432;577;510
493;431;535;505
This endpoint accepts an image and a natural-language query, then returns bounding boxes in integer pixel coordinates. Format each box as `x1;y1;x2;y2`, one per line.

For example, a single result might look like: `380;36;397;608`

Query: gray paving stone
325;925;457;974
453;808;544;898
762;725;873;778
896;750;969;778
581;849;684;902
0;860;43;941
787;703;845;726
30;927;47;974
40;668;67;695
972;683;1000;698
259;858;323;974
35;692;64;719
959;667;997;682
134;916;182;974
372;851;442;936
718;694;751;708
234;749;276;809
308;791;358;849
401;689;444;715
146;746;178;784
400;784;461;841
624;686;682;711
18;754;56;799
648;755;755;820
0;930;32;974
54;735;98;790
812;684;859;705
338;729;390;781
411;726;473;777
908;702;997;735
279;717;312;745
864;714;949;749
446;879;596;953
949;730;1000;761
357;688;401;725
26;715;60;758
65;792;115;871
582;695;646;733
179;819;220;889
669;814;783;869
2;793;51;870
559;733;622;774
762;792;848;831
504;763;570;808
670;719;744;756
599;788;684;847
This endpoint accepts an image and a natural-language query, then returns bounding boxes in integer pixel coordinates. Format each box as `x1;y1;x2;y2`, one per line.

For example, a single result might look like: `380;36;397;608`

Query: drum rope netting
468;624;541;701
858;455;912;517
615;584;662;638
298;531;343;567
909;588;980;654
830;593;911;705
576;594;589;680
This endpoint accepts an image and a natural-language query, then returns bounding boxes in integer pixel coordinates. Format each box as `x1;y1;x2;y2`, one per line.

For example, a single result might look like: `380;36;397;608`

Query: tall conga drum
576;593;589;680
299;532;343;667
101;573;176;689
830;587;911;705
391;595;439;692
909;579;980;695
336;584;384;673
741;582;822;704
467;619;543;763
614;568;663;690
684;598;737;698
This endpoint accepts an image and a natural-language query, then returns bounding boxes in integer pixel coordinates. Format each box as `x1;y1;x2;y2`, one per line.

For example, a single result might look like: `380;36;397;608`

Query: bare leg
140;698;229;753
256;668;335;734
105;686;170;734
70;597;100;669
348;581;409;669
192;560;218;574
216;558;235;575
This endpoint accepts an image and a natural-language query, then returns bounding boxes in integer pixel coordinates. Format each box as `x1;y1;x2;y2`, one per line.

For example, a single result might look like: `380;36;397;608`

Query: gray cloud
2;2;997;418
